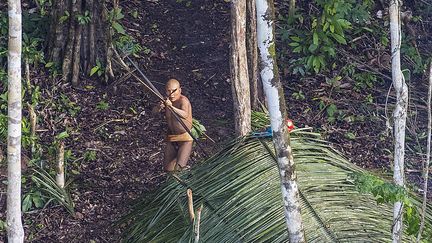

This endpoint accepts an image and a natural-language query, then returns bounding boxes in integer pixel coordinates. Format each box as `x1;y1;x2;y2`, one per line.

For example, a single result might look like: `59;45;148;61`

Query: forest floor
0;0;432;242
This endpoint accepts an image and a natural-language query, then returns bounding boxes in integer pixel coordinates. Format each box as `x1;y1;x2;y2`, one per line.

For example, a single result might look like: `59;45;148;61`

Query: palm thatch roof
120;130;432;242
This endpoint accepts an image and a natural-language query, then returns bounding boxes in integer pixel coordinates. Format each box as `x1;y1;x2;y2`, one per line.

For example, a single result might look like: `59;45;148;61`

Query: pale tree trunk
246;0;263;110
230;0;251;136
56;142;65;188
256;0;305;242
7;0;25;242
417;61;432;242
389;0;408;242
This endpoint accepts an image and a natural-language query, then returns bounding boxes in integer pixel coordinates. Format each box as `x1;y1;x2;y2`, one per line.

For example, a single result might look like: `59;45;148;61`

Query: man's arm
165;98;190;119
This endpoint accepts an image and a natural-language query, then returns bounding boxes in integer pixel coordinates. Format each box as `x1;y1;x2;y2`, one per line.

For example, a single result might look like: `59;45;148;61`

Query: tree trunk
7;0;25;242
247;0;262;110
230;0;251;137
417;60;432;242
389;1;407;242
56;141;65;188
256;0;305;242
48;0;114;85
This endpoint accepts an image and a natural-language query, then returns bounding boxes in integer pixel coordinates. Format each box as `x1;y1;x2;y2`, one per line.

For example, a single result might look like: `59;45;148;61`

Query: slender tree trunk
256;0;305;242
389;1;407;242
56;141;65;188
25;60;37;156
417;61;432;242
7;0;24;242
230;0;251;136
247;0;262;110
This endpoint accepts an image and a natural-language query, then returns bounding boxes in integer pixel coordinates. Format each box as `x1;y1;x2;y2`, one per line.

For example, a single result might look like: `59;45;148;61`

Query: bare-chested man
153;79;193;172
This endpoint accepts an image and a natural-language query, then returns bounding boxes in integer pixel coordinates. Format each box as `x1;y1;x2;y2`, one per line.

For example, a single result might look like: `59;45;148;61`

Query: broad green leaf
90;66;99;76
313;32;319;45
308;44;318;53
323;22;329;32
112;21;125;34
292;46;302;53
56;131;69;140
337;19;352;29
290;36;301;42
22;194;32;212
45;62;54;68
331;33;347;45
33;195;44;208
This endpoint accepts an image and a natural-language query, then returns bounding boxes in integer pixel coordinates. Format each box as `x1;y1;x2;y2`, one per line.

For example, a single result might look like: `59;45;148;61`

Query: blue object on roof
251;126;273;138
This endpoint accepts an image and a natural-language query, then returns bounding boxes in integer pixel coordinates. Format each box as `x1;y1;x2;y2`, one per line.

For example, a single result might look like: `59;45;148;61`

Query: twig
187;189;195;222
93;119;126;132
203;73;216;85
417;61;432;242
202;132;216;143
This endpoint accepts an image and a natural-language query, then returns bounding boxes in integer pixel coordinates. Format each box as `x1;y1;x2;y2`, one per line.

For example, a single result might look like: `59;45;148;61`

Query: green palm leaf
120;130;432;242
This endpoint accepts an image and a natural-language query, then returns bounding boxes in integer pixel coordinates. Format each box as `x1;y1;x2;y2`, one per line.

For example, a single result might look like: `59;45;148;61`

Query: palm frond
121;131;432;242
31;168;75;215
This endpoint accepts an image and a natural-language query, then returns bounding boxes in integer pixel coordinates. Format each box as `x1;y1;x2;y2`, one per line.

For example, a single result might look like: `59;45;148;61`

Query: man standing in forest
153;79;193;172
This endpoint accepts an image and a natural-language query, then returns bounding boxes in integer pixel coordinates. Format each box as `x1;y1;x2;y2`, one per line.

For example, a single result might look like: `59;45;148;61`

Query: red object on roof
287;119;294;132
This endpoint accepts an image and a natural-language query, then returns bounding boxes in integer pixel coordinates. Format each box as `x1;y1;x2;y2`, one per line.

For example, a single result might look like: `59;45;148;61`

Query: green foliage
84;150;97;162
283;0;354;73
114;35;144;56
344;131;356;140
401;43;425;75
96;100;110;110
130;10;139;19
76;10;91;25
109;8;125;35
0;219;6;232
280;0;374;74
191;119;206;139
318;100;338;123
0;113;6;142
0;68;7;84
59;11;70;23
176;0;192;7
341;64;380;92
353;72;378;91
59;94;81;116
23;34;45;64
22;189;46;212
90;59;105;77
34;0;53;16
31;168;75;215
292;90;306;100
0;13;8;66
109;7;148;58
56;131;69;141
352;173;432;238
44;61;61;78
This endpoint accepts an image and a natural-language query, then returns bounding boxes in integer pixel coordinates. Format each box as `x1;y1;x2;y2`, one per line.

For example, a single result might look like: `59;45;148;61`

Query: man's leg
176;141;193;169
164;142;177;171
